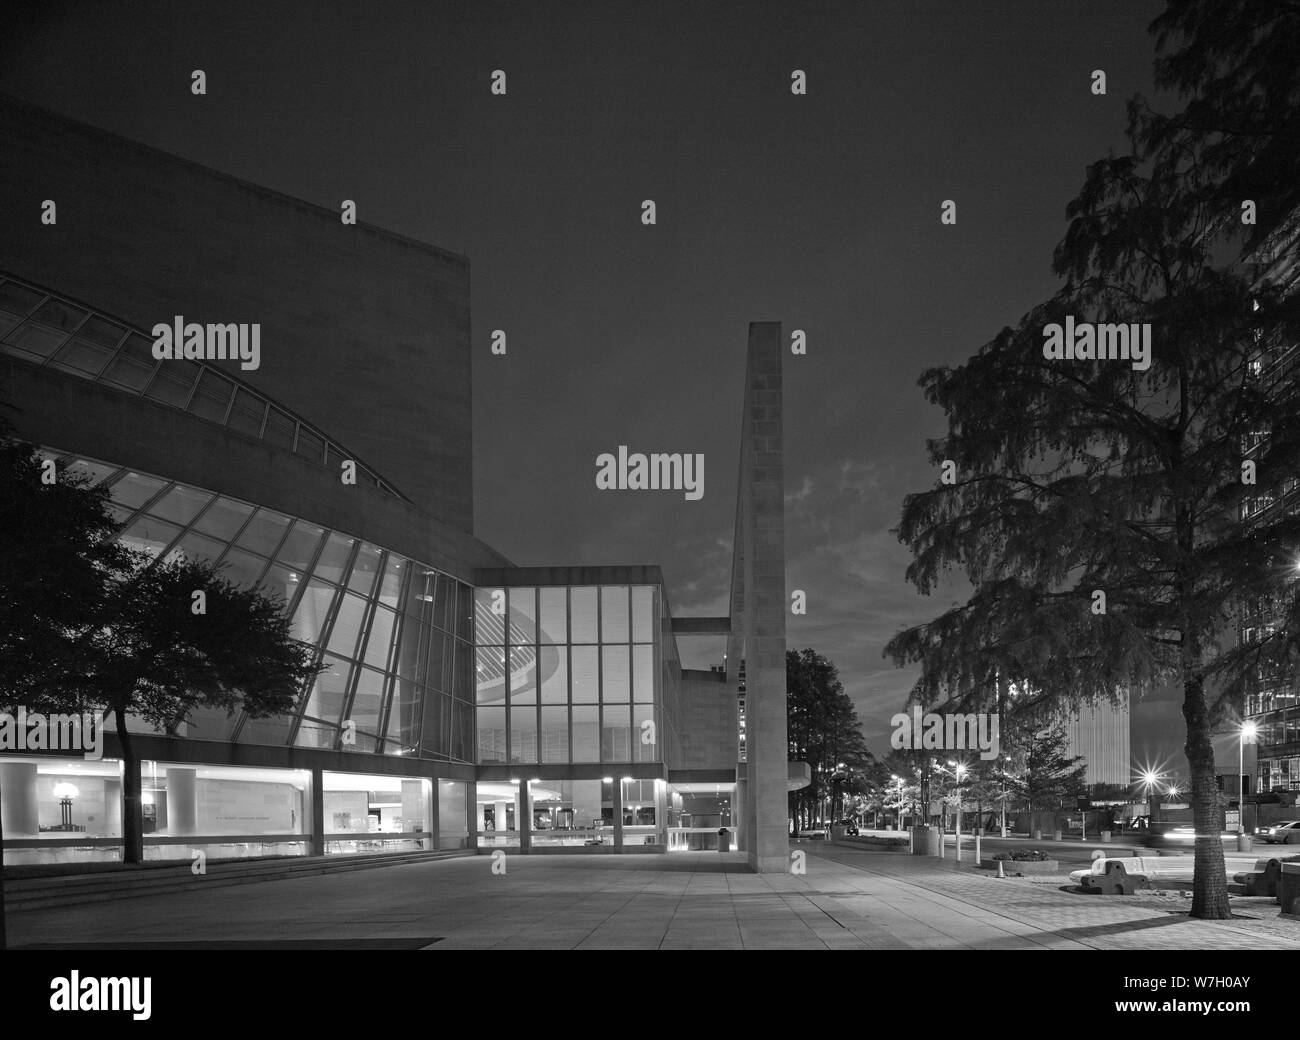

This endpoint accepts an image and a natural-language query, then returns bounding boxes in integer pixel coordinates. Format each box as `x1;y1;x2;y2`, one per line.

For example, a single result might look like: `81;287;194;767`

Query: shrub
993;849;1052;862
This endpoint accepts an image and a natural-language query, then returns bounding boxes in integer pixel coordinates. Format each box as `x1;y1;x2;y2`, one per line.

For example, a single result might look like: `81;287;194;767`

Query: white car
1258;820;1300;844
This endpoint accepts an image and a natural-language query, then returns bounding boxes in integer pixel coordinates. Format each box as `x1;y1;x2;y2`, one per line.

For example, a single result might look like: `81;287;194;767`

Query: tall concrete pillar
166;767;198;835
734;778;747;852
613;780;625;849
729;322;788;873
310;766;325;855
401;779;425;833
465;780;479;851
0;762;40;834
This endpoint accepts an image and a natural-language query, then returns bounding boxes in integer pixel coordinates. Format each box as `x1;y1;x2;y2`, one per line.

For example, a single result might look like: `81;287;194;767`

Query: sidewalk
9;845;1299;950
812;842;1300;951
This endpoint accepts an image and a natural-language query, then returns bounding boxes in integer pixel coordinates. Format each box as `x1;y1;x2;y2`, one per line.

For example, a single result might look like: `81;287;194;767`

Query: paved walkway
9;844;1300;950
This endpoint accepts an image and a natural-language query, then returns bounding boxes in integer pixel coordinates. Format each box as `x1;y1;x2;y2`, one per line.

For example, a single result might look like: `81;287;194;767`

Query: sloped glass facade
38;448;476;764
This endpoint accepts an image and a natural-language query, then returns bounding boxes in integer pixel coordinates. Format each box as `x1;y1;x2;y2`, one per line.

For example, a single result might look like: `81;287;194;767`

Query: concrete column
465;780;478;851
0;762;39;834
736;323;789;873
428;779;440;849
495;800;510;835
104;777;123;837
655;779;667;845
310;766;325;855
166;767;198;835
518;779;531;851
735;778;748;852
613;780;625;849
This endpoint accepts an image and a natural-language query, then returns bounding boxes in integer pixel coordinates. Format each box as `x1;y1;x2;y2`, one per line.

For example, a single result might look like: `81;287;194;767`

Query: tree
885;5;1300;918
1;435;321;866
1006;721;1087;822
786;649;873;832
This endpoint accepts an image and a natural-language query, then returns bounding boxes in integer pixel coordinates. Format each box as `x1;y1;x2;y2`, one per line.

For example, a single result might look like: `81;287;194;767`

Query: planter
1033;829;1042;840
1052;830;1062;841
911;826;942;856
982;858;1060;875
1101;831;1112;843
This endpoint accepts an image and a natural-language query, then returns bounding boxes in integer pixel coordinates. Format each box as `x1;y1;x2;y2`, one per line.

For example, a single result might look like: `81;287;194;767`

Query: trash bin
717;828;730;853
1237;832;1253;853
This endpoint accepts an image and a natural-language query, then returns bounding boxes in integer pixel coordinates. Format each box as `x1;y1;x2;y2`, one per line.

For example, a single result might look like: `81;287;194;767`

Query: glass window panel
313;532;354;584
602;705;632;762
238;714;293;747
168;529;227;565
540;645;568;704
634;703;657;762
226;387;267;437
191;495;253;542
510;706;537;763
571;646;598;702
540;706;569;763
189;368;236;423
422;688;451;759
453;698;472;762
327;593;369;660
120;515;181;558
65;458;117;486
457;583;474;642
303;653;351;723
347;542;382;597
234;508;291;557
31;298;85;332
0;281;44;316
295;719;339;750
0;311;17;339
78;316;127;349
570;587;598;643
602;645;630;702
632;644;655;701
538;587;567;644
143;361;200;407
509;646;537;705
107;471;167;509
476;646;506;704
274;520;325;572
7;321;68;359
601;586;630;643
477;706;507;764
433;574;456;632
632;586;654;641
263;406;297;451
259;565;302;611
147;484;213;526
475;587;505;644
346;667;387;735
378;554;405;606
455;640;472;702
571;705;600;762
509;587;537;645
384;680;422;755
424;629;447;691
50;336;115;378
295;425;324;464
217;548;268;589
290;577;338;645
100;333;157;392
361;605;397;670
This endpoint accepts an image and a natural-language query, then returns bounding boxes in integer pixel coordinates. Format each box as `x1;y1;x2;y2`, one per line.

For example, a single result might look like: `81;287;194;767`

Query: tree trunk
116;707;144;865
1182;675;1231;919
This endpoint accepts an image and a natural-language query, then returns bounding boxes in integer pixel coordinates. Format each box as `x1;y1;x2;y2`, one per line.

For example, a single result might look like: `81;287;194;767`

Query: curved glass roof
0;272;408;501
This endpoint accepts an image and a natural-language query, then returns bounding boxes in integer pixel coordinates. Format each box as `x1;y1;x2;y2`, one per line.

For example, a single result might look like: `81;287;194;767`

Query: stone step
4;849;472;911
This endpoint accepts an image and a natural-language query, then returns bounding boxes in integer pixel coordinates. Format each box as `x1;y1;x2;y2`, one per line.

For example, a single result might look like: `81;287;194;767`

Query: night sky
2;0;1190;773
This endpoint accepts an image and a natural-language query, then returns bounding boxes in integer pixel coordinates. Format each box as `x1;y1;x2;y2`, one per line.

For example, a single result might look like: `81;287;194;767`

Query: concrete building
0;96;790;868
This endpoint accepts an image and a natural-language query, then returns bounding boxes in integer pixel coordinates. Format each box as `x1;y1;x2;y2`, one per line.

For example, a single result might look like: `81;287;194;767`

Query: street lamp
1239;720;1258;848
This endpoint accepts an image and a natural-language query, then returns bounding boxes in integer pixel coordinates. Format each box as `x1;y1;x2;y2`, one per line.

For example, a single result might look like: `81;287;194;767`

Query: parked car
836;819;860;836
1258;820;1300;844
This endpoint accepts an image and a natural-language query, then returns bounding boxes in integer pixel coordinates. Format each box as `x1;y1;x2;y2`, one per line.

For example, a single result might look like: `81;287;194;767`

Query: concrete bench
1233;858;1284;897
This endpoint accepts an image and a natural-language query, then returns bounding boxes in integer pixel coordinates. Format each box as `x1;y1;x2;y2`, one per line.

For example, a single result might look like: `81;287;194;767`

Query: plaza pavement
9;841;1300;950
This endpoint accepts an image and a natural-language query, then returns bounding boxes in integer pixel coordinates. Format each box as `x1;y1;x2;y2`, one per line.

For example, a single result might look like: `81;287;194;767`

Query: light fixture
602;776;614;783
52;782;79;799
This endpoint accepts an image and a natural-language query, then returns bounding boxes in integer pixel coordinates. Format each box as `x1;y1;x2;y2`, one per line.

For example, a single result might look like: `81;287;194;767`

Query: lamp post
1239;720;1258;850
